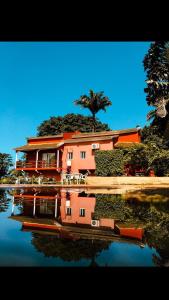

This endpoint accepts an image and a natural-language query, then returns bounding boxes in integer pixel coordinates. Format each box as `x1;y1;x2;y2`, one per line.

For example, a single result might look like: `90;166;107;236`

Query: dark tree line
37;113;110;136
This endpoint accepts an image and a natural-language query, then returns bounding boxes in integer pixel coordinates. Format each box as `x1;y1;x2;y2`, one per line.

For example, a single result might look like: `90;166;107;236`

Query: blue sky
0;42;151;158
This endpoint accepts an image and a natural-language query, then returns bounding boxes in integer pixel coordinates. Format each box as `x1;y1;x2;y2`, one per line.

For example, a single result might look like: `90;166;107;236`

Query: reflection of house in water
11;189;143;242
60;191;114;229
12;189;60;219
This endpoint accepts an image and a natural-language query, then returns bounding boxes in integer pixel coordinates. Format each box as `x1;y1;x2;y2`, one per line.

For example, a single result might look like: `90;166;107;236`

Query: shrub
95;149;124;176
152;156;169;176
0;177;15;184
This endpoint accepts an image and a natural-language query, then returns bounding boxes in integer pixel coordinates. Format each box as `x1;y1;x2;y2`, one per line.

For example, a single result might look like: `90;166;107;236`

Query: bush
152;156;169;176
0;177;16;184
95;149;124;176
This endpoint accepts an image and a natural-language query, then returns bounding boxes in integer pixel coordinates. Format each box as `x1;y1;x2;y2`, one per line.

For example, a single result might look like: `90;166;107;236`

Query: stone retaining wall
86;176;169;185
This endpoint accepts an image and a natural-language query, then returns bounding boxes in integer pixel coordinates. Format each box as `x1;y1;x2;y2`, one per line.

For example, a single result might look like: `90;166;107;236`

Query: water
0;187;169;267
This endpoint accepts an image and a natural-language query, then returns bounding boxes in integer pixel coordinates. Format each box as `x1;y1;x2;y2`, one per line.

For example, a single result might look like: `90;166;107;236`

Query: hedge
95;149;124;176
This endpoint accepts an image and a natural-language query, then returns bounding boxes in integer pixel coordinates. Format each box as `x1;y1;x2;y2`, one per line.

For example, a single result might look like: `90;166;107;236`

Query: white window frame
79;208;85;217
80;151;86;159
66;207;72;216
67;152;73;160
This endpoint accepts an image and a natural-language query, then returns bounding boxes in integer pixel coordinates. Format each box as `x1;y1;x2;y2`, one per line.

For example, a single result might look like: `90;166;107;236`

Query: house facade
14;127;141;180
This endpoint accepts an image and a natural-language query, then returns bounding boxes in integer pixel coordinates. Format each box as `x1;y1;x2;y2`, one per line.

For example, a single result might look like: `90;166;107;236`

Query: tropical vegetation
0;153;13;179
37;113;110;136
74;89;112;132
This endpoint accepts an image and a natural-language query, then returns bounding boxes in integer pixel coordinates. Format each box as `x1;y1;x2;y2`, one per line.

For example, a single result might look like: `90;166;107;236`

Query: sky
0;42;151;158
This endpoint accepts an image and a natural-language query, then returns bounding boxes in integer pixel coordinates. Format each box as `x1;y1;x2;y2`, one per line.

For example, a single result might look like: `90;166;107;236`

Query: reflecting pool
0;187;169;267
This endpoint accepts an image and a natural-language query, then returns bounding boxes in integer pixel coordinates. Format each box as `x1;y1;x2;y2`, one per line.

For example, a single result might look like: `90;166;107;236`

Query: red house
14;127;141;181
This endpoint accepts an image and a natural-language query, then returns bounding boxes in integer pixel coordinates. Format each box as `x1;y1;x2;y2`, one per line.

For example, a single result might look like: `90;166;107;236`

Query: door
42;153;56;167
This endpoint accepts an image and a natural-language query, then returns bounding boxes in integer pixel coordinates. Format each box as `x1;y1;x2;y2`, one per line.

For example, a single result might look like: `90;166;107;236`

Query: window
79;208;85;217
68;152;73;160
42;153;56;167
80;151;86;159
40;200;53;215
42;153;55;163
66;207;72;216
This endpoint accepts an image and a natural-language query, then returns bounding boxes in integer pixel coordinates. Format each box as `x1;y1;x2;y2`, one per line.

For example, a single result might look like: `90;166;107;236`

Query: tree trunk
92;113;96;132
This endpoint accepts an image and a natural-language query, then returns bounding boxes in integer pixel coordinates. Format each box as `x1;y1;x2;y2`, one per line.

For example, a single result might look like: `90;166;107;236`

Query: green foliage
0;153;13;178
94;194;134;222
151;156;169;176
74;90;112;132
141;125;166;148
123;143;148;170
37;113;110;136
0;177;16;184
95;149;124;176
143;42;169;139
95;142;169;176
32;233;110;262
143;41;169;108
0;190;11;212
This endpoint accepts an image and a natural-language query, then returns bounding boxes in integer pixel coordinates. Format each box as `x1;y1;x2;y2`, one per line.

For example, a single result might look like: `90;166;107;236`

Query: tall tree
143;41;169;139
0;153;13;178
74;90;112;132
37;113;110;136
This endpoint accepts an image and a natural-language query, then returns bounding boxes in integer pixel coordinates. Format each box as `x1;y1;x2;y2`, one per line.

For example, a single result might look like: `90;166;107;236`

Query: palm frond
147;109;157;121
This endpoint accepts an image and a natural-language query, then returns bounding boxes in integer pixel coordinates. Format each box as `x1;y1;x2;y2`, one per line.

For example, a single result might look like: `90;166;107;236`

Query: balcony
16;160;62;171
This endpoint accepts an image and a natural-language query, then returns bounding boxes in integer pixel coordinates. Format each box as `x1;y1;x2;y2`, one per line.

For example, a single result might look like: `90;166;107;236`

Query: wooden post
57;150;59;169
55;196;58;218
33;194;36;217
35;150;40;169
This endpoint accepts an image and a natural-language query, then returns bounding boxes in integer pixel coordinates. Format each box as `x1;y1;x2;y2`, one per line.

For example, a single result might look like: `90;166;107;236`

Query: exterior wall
117;132;141;143
100;218;114;229
86;176;169;185
28;132;78;145
60;192;96;225
28;138;63;144
62;140;113;172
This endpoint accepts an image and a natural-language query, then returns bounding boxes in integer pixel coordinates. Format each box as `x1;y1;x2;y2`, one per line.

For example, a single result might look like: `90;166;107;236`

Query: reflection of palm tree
89;255;99;267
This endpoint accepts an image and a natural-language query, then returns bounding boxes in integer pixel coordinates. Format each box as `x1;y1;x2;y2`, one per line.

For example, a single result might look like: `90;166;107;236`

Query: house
12;189;115;230
14;127;141;181
11;189;143;240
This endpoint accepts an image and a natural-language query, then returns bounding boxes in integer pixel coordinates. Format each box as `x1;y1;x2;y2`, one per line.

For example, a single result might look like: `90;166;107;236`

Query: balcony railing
16;160;60;169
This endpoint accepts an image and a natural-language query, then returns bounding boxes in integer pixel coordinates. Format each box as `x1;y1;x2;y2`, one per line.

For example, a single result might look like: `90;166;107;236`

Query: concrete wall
86;176;169;185
62;140;113;172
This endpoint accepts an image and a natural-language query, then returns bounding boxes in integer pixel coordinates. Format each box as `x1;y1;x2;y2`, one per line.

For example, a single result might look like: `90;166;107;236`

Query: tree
0;190;11;213
0;153;13;178
143;41;169;139
141;125;166;149
37;113;110;136
74;90;112;132
31;233;110;263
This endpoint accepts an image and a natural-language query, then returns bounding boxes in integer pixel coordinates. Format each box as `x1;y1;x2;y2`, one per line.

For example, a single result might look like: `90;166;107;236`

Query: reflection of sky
95;242;158;267
0;190;160;267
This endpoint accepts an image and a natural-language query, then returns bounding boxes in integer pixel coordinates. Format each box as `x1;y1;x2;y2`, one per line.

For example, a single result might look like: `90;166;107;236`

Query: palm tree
74;89;112;132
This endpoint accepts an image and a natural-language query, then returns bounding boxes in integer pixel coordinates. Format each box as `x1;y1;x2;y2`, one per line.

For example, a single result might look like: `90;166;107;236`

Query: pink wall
62;140;114;172
60;192;96;225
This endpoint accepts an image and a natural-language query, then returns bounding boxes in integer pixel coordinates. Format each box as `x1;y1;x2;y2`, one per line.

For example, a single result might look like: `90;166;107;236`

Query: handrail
16;160;60;169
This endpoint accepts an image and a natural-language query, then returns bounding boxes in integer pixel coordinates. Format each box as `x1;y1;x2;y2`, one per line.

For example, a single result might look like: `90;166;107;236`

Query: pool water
0;187;168;267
